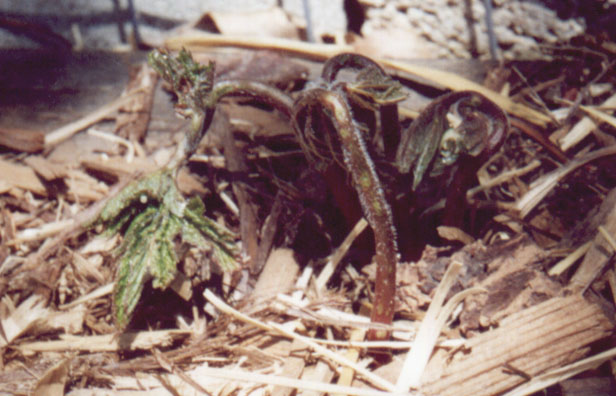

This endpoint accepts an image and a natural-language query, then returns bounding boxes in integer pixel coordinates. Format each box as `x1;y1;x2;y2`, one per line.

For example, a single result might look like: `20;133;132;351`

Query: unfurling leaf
97;170;239;330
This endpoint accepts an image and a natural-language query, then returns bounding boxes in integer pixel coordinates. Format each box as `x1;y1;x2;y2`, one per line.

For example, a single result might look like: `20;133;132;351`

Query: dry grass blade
165;30;352;60
580;104;616;129
598;225;616;251
548;241;592;276
558;93;616;151
316;217;369;292
58;283;114;310
469;159;541;197
516;145;616;218
190;366;412;396
395;260;463;391
12;219;75;244
18;330;191;353
203;289;397;392
502;346;616;396
87;129;135;163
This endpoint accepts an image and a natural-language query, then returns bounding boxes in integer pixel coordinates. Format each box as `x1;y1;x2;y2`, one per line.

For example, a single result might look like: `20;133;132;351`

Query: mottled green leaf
148;48;215;111
113;206;162;329
96;169;239;330
182;197;239;272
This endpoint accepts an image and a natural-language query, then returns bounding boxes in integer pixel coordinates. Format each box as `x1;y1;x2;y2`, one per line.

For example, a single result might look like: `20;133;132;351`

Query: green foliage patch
97;169;238;330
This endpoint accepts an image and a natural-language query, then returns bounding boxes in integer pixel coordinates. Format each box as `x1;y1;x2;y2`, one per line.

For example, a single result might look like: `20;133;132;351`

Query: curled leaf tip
148;48;215;111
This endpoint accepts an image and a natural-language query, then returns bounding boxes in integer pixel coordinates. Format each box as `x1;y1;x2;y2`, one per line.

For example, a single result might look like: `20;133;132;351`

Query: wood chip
570;187;616;292
115;63;158;142
32;358;70;396
421;295;613;396
24;156;69;181
0;126;45;152
0;157;47;196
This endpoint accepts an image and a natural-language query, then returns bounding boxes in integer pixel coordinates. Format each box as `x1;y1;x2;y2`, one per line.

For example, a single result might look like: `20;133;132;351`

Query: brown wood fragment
176;167;209;196
0;126;45;153
254;191;285;275
80;154;158;180
0;157;47;196
459;238;559;332
114;63;158;142
217;110;261;268
559;378;615;396
421;295;613;396
251;248;299;301
24;156;68;181
32;358;70;396
570;188;616;292
64;169;109;202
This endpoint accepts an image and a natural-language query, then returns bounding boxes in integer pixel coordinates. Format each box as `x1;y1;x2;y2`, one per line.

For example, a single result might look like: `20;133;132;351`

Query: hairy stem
150;49;293;170
322;53;403;160
294;88;398;338
321;52;388;83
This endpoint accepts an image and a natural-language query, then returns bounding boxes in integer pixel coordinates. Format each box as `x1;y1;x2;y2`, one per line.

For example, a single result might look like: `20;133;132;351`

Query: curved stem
167;79;294;170
321;53;403;160
321;52;388;83
211;80;294;118
295;88;398;339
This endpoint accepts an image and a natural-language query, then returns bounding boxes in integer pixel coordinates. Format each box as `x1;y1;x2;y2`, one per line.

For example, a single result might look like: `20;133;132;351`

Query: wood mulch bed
1;18;616;396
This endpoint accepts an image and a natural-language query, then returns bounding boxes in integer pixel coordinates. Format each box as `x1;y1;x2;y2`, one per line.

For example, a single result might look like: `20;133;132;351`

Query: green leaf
95;169;239;330
182;197;239;272
98;169;170;225
113;206;164;329
148;48;215;111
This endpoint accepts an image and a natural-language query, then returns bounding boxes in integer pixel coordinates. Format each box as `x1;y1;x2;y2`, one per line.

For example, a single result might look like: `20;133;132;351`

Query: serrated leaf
148;48;215;111
98;169;170;224
149;213;181;289
113;206;183;329
99;170;239;330
183;197;239;272
113;206;160;329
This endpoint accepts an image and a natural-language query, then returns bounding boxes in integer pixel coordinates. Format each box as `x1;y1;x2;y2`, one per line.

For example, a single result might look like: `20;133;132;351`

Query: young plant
293;53;406;339
148;49;294;170
395;90;508;191
322;53;406;160
97;49;295;330
98;169;239;330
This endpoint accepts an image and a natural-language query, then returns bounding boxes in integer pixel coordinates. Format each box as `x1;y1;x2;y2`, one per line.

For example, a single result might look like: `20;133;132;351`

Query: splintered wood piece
570;188;616;292
0;157;47;195
458;239;560;332
218;110;260;269
114;63;158;142
0;126;45;152
421;295;613;396
24;156;68;181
